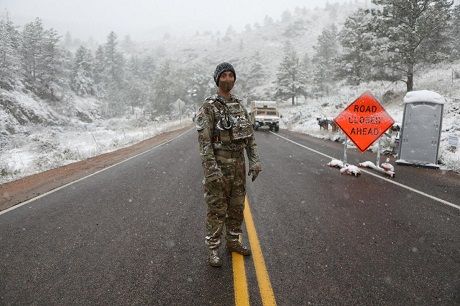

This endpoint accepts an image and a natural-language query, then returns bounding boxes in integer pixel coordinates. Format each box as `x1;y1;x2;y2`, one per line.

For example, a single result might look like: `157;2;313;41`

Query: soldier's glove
248;163;262;182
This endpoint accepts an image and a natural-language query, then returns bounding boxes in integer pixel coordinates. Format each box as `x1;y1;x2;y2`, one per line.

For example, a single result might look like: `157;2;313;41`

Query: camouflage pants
203;150;246;250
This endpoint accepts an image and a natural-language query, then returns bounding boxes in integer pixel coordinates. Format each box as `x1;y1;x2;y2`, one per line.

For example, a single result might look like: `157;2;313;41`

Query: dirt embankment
0;125;193;212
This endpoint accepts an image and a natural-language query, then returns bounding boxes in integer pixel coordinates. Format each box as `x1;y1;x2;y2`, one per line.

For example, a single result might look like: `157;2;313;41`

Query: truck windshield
256;109;277;115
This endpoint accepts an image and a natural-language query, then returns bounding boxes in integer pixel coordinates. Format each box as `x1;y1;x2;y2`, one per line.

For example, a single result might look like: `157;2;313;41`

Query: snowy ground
0;118;191;185
0;90;192;184
278;62;460;173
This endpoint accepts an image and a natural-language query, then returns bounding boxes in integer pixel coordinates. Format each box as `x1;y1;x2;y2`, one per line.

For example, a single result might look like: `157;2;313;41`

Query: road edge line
0;128;194;216
244;196;277;306
270;131;460;211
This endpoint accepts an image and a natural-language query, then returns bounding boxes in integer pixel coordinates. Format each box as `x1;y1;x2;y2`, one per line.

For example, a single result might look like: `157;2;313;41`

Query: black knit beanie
213;62;236;86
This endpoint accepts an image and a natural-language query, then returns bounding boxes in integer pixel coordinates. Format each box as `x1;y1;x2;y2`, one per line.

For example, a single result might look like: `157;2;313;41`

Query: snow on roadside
0;90;192;184
0;118;190;184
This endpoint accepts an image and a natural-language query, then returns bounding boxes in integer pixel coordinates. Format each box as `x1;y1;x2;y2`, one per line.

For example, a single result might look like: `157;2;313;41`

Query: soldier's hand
248;163;262;182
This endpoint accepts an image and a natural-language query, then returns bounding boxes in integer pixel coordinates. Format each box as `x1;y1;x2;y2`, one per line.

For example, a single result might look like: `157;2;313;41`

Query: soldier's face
218;71;235;92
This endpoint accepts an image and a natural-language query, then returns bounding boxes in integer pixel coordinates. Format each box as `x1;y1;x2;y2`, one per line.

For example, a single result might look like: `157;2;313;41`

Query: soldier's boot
208;249;223;267
226;241;251;256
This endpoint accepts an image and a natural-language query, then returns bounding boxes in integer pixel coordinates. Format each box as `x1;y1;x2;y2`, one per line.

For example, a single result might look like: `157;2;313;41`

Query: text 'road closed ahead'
334;91;394;152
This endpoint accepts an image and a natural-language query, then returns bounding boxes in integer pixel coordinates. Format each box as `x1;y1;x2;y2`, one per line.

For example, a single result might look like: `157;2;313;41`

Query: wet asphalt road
0;128;459;305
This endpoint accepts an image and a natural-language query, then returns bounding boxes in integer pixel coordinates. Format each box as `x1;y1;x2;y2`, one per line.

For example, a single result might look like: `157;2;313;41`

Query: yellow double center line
232;196;277;306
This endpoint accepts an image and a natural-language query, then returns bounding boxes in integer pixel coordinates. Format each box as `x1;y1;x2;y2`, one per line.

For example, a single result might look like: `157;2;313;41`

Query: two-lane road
1;129;458;305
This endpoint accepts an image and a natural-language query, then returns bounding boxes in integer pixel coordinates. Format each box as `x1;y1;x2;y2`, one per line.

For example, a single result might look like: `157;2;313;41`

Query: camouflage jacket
196;94;260;181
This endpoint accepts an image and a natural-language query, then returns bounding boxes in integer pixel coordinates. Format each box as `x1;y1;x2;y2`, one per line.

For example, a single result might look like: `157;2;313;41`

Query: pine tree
0;15;21;89
281;10;292;22
370;0;453;92
247;51;266;88
104;31;124;86
187;64;209;107
60;48;74;90
139;55;156;82
300;52;312;99
244;24;252;33
38;27;62;97
451;4;460;60
20;18;62;99
70;45;94;96
88;32;127;115
312;25;339;96
275;41;307;105
223;26;235;42
64;31;73;49
283;19;307;38
121;35;134;54
21;18;45;86
151;60;175;113
124;55;148;114
93;45;105;86
337;9;374;85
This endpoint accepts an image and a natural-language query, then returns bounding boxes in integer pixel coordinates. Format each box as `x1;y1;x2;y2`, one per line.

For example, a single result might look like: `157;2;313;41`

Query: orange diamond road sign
334;91;394;152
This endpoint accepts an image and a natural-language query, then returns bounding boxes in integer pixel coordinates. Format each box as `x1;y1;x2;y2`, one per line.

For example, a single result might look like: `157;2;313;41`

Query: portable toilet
396;90;445;168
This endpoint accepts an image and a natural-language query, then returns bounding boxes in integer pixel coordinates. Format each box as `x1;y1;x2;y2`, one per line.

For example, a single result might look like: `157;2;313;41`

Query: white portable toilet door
400;102;442;164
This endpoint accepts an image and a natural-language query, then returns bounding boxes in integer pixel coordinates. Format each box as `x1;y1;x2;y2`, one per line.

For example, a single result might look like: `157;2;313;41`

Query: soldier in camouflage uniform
196;62;262;267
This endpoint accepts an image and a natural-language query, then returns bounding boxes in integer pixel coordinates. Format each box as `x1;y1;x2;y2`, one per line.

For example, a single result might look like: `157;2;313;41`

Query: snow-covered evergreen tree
60;48;74;90
264;15;274;27
247;51;266;89
370;0;453;92
38;28;62;98
70;45;94;96
93;46;105;83
300;52;312;99
283;19;307;38
312;24;339;96
0;15;21;89
93;45;106;98
124;55;149;114
104;31;124;86
281;10;293;22
186;64;210;107
20;18;62;99
20;18;45;86
275;41;308;105
138;55;156;83
63;31;73;49
151;60;175;113
451;4;460;60
89;31;127;115
121;35;134;54
337;9;374;85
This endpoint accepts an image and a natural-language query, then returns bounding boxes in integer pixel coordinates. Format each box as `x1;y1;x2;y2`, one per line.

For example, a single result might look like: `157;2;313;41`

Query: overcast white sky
1;0;353;41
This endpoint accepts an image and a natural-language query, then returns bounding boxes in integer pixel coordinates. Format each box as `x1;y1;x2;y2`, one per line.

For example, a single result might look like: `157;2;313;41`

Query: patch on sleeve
195;110;207;131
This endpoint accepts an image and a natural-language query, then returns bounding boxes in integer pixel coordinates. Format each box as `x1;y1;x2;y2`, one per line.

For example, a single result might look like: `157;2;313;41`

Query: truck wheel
274;126;279;132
